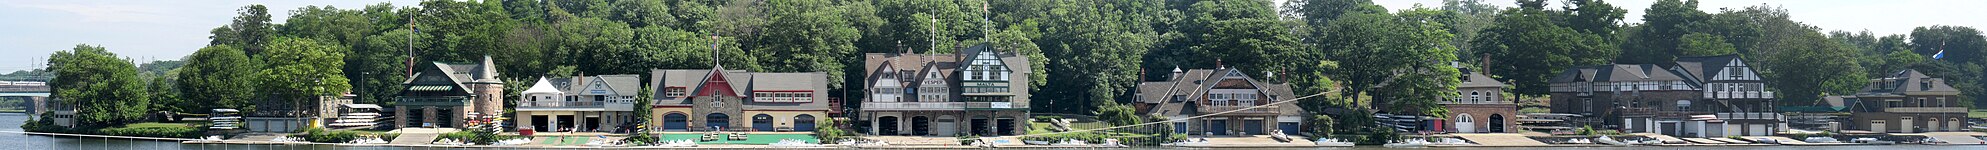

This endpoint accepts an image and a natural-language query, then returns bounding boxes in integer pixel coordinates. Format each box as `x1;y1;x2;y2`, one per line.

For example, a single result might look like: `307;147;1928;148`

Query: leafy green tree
1094;104;1142;126
257;37;352;115
1033;0;1159;113
352;29;422;105
552;17;638;74
1315;6;1459;115
1472;1;1615;98
610;0;676;28
1288;0;1383;26
1561;0;1625;38
48;44;150;127
755;0;860;89
177;45;259;113
210;5;278;56
632;26;757;70
1617;0;1709;64
1438;0;1501;63
1197;18;1300;74
1678;33;1737;56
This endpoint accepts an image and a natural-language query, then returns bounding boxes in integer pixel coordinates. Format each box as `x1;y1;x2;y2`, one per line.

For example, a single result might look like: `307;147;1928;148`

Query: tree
1562;0;1625;38
1315;6;1459;115
755;0;860;89
1617;0;1708;64
1472;1;1615;98
48;44;150;127
1034;0;1159;113
1196;18;1301;74
1095;104;1142;126
257;37;352;116
1678;33;1737;56
1288;0;1383;26
177;45;259;113
210;5;278;56
1438;0;1501;63
1910;25;1987;64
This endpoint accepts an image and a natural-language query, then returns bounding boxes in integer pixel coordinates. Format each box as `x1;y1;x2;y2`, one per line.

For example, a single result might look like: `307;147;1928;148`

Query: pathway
388;128;455;145
1920;132;1986;145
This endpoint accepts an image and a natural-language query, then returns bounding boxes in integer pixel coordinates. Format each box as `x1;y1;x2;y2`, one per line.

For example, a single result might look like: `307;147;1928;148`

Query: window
665;87;687;97
1676;100;1692;111
753;92;814;102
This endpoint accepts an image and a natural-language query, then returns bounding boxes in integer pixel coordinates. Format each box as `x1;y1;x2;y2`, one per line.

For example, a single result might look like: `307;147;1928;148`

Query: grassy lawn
656;133;817;144
1970;109;1987;119
1520;107;1550;114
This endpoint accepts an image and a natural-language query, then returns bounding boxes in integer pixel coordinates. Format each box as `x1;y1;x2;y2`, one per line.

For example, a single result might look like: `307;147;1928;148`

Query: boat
1052;139;1089;146
1803;137;1841;143
1162;138;1211;147
1596;136;1629;145
771;139;823;147
1314;138;1355;146
1564;138;1593;144
1384;138;1431;148
1849;138;1895;145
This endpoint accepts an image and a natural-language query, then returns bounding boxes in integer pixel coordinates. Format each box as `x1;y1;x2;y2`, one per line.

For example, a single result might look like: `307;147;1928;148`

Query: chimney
1215;59;1224;70
1171;66;1184;81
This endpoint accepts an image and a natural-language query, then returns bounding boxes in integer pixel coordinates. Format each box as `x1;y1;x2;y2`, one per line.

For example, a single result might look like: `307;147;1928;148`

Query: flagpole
407;13;416;78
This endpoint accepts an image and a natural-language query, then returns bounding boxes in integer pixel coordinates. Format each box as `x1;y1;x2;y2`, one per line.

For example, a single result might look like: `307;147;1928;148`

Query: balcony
1884;107;1967;113
863;102;964;111
1200;105;1278;114
396;97;470;106
1707;91;1774;99
518;101;605;108
1716;112;1784;120
965;102;1026;110
1440;100;1513;104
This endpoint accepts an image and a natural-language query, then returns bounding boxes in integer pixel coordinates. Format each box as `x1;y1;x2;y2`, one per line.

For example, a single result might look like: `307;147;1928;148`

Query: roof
1857;69;1961;95
1136;68;1301;116
523;77;563;94
1550;64;1689;83
341;104;383;109
595;74;644;95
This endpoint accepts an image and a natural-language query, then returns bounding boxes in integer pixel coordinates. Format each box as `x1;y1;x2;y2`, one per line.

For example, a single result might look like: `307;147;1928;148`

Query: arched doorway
663;113;688;131
877;116;900;135
753;114;774;131
707;113;730;131
793;114;817;131
1928;118;1942;132
912;116;931;135
1454;113;1476;133
1489;114;1506;133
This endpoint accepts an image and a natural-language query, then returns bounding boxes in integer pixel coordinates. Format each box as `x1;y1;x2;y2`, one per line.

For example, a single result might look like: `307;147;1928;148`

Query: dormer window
1921;78;1932;91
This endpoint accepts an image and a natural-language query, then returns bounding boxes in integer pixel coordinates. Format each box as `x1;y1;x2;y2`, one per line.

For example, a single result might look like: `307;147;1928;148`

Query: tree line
35;0;1987;130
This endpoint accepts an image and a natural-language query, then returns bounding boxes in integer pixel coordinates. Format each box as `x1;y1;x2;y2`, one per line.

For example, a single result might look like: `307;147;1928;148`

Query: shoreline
9;130;1987;149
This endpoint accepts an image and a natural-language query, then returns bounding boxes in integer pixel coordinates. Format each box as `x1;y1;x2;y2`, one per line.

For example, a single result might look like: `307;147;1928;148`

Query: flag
1932;49;1946;59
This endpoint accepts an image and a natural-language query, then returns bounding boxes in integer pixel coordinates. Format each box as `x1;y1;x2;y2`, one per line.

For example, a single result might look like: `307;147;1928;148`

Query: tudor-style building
860;43;1033;136
515;74;643;132
646;65;831;132
1837;70;1967;133
1444;64;1517;133
1135;67;1304;136
396;56;505;128
1548;55;1783;137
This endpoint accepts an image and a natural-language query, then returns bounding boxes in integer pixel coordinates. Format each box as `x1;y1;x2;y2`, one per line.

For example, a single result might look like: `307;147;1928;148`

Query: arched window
1470;91;1481;102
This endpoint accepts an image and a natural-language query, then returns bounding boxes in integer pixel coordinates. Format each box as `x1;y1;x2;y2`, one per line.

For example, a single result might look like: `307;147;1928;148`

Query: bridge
0;81;51;114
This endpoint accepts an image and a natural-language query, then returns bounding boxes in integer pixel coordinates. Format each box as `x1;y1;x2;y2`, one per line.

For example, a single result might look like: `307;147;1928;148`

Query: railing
1707;91;1775;99
862;102;964;110
1200;105;1277;113
1884;107;1968;113
965;102;1025;109
518;101;605;108
1716;112;1784;120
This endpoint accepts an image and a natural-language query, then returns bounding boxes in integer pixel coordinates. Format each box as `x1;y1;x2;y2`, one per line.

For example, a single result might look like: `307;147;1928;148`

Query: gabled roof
522;77;563;94
1549;64;1688;83
575;74;643;95
1859;69;1961;94
1136;67;1301;116
1457;66;1506;88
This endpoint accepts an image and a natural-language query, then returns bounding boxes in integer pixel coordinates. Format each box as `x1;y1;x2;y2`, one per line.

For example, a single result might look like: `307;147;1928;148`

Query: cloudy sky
3;0;1984;72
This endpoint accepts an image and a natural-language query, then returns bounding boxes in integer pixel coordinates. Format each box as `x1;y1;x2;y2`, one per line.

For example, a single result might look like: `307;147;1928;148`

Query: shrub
97;126;203;138
1033;116;1063;122
436;130;524;145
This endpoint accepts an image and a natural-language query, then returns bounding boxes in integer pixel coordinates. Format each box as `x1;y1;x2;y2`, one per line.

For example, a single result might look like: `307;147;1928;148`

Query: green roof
407;85;454;91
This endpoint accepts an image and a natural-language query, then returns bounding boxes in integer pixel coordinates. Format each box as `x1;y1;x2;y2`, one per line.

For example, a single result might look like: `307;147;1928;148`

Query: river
4;113;1986;150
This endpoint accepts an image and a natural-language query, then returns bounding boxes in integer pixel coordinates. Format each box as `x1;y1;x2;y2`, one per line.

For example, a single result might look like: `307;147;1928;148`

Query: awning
408;85;455;91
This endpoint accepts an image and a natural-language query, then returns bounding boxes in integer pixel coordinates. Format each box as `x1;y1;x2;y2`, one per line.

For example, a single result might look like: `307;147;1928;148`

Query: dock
1451;133;1550;147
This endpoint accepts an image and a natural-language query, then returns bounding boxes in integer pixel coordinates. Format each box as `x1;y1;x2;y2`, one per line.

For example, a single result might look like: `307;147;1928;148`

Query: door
1279;122;1301;135
1208;120;1229;135
706;113;730;131
1870;120;1886;133
663;113;688;131
878;116;900;135
1951;118;1963;132
1927;118;1940;132
997;117;1017;136
532;115;549;131
584;117;601;132
933;116;956;136
911;116;931;135
971;117;990;136
794;114;817;132
1243;120;1265;135
1454;113;1476;133
1489;114;1506;133
752;114;774;131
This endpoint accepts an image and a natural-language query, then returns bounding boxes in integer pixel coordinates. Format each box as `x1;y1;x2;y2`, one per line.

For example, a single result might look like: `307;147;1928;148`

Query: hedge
97;126;203;138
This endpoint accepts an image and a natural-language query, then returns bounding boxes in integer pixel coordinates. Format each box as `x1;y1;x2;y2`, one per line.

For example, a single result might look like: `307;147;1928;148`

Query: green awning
408;85;455;91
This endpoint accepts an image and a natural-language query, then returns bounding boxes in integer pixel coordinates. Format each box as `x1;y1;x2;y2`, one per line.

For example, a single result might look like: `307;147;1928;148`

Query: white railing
1884;107;1968;113
1716;112;1784;120
862;102;965;110
518;101;604;108
1707;91;1776;99
1439;100;1513;104
1201;106;1277;113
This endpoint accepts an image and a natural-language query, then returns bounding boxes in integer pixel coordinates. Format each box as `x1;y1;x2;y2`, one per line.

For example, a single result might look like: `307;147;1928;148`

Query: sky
3;0;1984;72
